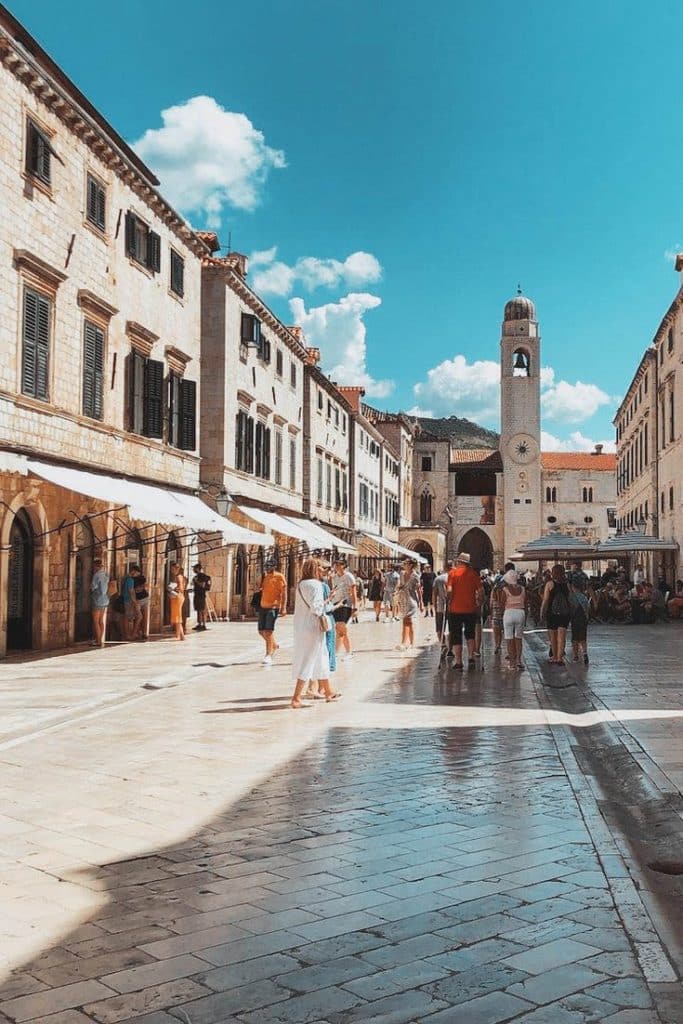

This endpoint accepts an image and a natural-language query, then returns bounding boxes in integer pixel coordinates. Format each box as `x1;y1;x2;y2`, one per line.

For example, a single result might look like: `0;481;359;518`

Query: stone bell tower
500;288;542;559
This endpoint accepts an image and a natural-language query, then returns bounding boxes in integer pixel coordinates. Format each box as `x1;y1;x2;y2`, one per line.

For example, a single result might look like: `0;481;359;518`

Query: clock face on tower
507;434;538;464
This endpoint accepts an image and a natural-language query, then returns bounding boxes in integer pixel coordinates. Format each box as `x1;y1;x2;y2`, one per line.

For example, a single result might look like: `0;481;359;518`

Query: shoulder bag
298;583;331;633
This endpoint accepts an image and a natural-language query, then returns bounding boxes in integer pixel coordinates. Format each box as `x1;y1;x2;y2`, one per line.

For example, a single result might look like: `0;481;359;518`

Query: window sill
127;257;155;279
168;288;185;306
23;172;54;201
83;217;108;243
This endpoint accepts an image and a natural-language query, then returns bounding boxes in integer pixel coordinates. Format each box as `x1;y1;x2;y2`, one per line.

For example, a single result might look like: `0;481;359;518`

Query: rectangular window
290;362;297;389
670;390;675;443
275;430;283;485
125;211;160;272
289;439;296;490
169;375;196;450
644;423;648;465
341;413;346;434
26;119;52;185
326;461;332;507
82;319;104;420
327;400;332;420
170;250;185;297
317;390;323;411
86;174;106;231
126;352;163;437
235;410;252;471
241;312;261;347
317;456;323;504
254;423;270;478
342;472;348;511
335;467;341;509
21;288;50;401
670;486;675;511
421;456;432;471
276;349;283;377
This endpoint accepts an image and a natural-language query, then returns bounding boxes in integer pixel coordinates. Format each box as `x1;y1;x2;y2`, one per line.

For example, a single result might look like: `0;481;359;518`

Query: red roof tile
541;452;616;471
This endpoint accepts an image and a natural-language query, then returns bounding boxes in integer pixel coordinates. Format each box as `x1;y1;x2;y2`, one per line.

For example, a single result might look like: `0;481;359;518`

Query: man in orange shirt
258;560;287;666
447;552;484;670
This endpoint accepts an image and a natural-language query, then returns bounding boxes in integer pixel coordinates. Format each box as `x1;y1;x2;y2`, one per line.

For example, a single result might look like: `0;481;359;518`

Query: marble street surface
0;614;682;1023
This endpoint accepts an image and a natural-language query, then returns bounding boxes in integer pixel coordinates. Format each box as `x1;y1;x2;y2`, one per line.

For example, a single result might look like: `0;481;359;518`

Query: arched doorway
410;540;434;566
7;510;34;651
458;528;493;571
164;531;181;625
74;519;94;642
233;545;247;617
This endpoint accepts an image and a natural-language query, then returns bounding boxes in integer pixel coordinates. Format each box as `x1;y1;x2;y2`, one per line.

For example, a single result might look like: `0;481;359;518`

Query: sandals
325;692;342;702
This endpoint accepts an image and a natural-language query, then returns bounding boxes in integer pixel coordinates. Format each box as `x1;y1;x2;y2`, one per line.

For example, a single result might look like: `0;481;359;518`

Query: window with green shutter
82;320;104;419
142;359;164;438
21;288;50;401
86;174;106;231
26;119;52;185
179;379;196;451
170;250;185;297
124;211;161;273
126;350;145;434
168;373;181;447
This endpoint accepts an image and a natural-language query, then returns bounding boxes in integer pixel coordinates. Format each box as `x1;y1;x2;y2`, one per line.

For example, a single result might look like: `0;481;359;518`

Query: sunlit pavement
0;616;681;1023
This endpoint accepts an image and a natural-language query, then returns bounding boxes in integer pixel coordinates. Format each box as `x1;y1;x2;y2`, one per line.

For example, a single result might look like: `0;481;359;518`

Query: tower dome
504;287;535;322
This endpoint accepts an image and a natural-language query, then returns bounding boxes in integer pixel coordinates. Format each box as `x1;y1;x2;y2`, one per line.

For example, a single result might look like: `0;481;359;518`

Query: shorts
503;608;525;640
333;606;352;625
194;593;206;612
447;612;477;642
258;607;279;632
571;624;587;643
547;613;570;630
124;602;141;621
382;591;395;606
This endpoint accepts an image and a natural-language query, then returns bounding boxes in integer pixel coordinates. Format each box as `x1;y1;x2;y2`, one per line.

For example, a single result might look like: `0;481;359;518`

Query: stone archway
458;528;493;571
7;510;34;651
409;540;434;566
73;518;95;642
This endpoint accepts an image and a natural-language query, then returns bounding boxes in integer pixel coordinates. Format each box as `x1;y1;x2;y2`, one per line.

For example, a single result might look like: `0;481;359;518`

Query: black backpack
551;583;571;617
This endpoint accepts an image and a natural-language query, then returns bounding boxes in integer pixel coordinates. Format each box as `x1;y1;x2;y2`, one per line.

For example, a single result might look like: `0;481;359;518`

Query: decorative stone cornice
164;345;192;376
236;389;255;408
13;249;67;292
77;289;118;323
0;15;210;260
126;320;158;356
202;258;307;359
256;403;272;419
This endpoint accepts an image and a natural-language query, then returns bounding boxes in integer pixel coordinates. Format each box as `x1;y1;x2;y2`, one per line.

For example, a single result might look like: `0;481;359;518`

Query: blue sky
12;0;683;449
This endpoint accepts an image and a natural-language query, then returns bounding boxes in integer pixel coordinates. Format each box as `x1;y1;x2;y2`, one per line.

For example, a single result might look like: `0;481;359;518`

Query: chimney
593;444;604;455
337;385;366;413
303;346;320;366
195;230;221;254
224;252;248;278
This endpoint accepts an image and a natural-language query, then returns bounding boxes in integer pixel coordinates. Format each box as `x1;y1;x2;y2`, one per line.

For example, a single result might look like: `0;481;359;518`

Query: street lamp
215;488;233;518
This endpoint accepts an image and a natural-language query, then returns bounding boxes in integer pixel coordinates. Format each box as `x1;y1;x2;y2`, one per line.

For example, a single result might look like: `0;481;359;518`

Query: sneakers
262;655;273;666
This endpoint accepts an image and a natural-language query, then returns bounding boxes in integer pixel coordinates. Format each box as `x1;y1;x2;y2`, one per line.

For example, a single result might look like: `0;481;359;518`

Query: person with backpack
541;564;571;665
569;580;590;665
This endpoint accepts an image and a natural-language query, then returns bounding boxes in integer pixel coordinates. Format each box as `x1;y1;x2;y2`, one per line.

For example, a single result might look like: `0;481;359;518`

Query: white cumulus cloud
289;293;393;398
252;247;382;297
413;356;501;424
133;96;286;226
541;430;616;453
405;405;435;418
541;380;611;423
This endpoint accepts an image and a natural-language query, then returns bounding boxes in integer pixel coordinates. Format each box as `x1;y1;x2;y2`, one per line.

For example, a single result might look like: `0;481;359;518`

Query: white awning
0;451;29;475
360;532;428;564
25;459;272;546
284;517;356;554
236;505;313;542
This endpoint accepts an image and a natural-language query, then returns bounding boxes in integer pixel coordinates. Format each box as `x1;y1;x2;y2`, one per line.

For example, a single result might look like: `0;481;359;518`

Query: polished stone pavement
0;615;682;1023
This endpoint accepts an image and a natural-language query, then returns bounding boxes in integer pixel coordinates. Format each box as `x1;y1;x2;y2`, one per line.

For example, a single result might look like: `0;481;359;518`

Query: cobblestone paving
0;620;681;1023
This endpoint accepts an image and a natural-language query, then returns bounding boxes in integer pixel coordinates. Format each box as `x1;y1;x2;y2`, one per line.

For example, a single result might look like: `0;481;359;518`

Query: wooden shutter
179;379;196;451
124;211;137;258
143;358;163;437
83;320;104;419
246;417;254;473
126;350;145;433
147;231;161;273
87;176;106;230
171;251;184;296
263;428;271;479
255;422;263;477
27;121;50;184
235;412;244;469
168;373;181;446
22;289;50;400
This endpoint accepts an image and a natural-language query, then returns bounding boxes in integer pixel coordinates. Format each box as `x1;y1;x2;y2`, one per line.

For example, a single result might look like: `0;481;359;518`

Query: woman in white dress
290;558;341;709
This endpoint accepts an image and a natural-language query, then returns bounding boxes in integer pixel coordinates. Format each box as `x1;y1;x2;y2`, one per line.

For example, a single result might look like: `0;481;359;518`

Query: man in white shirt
382;566;401;622
330;559;358;660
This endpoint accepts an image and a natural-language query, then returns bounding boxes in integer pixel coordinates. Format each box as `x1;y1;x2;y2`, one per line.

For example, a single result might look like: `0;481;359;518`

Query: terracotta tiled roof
541;452;616;471
450;449;502;470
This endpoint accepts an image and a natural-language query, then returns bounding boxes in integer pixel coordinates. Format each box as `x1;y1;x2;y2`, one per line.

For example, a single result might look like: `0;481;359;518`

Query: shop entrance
7;510;34;651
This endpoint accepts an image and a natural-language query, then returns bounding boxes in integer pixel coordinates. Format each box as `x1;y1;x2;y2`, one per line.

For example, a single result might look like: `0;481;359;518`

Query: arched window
512;348;530;376
419;490;432;523
545;486;551;503
582;487;593;503
552;487;557;503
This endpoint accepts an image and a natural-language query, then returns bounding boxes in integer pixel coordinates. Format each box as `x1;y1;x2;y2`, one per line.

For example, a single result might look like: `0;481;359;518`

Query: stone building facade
0;8;216;656
615;276;683;580
302;354;352;534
